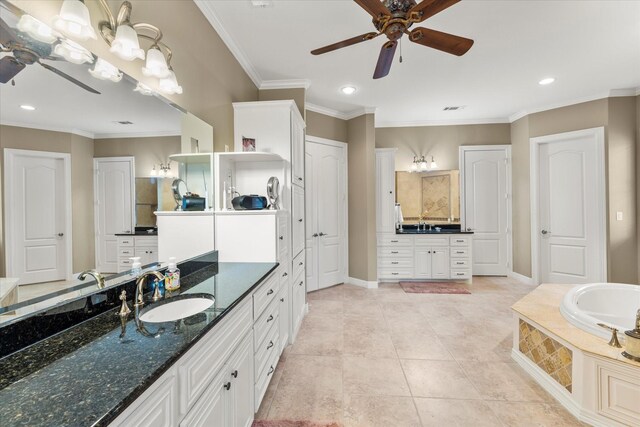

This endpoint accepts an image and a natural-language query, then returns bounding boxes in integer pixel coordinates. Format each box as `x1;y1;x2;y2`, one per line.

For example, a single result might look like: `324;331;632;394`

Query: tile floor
255;277;586;427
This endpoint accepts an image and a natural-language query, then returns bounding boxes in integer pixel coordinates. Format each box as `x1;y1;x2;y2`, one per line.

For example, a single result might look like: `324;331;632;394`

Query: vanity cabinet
117;235;158;272
414;247;450;279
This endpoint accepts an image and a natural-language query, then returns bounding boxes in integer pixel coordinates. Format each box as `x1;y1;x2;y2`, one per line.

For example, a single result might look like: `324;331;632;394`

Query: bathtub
560;283;640;340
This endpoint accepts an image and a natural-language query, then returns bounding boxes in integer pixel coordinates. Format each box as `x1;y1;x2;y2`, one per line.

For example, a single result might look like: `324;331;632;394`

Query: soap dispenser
165;257;181;292
130;257;142;277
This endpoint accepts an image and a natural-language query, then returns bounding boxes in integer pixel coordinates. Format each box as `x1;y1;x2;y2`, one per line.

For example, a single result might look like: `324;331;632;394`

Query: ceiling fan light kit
311;0;474;79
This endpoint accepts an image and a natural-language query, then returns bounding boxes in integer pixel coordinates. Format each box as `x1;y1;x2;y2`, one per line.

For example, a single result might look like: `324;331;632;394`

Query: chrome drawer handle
279;236;284;240
298;177;303;181
267;341;274;349
456;273;464;276
298;218;303;222
455;240;464;243
456;262;464;265
267;289;274;295
267;315;274;322
299;262;303;266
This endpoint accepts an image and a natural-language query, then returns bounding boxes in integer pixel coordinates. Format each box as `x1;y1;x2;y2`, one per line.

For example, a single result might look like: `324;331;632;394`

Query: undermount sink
138;294;215;323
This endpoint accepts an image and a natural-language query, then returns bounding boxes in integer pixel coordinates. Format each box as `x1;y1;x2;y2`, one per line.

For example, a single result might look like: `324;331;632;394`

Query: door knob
57;233;64;237
541;229;549;235
312;233;319;237
318;232;325;236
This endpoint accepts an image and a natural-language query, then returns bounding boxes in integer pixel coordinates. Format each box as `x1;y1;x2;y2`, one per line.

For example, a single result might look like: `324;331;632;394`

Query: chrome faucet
78;269;105;289
134;271;165;307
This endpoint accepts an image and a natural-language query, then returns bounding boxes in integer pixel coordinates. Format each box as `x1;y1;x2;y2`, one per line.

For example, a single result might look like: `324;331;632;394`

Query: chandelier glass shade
53;0;97;41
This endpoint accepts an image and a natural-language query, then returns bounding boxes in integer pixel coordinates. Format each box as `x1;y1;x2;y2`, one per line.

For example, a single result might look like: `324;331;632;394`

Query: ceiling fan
311;0;474;79
0;8;99;93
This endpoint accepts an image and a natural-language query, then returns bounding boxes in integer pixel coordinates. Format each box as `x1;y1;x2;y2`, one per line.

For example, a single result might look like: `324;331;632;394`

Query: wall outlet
616;211;623;221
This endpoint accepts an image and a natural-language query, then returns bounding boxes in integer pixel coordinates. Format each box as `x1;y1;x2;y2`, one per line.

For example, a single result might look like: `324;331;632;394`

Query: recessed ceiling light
20;105;36;111
341;85;357;95
539;77;555;85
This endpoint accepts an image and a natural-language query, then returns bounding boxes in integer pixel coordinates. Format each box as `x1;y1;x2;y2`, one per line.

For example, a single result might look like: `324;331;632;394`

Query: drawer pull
391;262;398;265
456;262;464;265
299;281;303;286
282;272;288;277
231;370;238;378
279;236;284;240
298;218;303;222
267;289;274;295
456;273;465;276
298;177;303;181
391;273;399;276
224;382;231;391
268;366;275;375
456;251;464;254
267;341;274;350
299;262;303;266
455;239;464;243
267;315;274;323
391;251;398;254
391;240;399;243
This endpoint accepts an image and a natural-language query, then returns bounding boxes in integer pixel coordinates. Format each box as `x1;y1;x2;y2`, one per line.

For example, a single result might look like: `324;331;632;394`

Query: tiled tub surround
512;284;640;427
0;260;278;426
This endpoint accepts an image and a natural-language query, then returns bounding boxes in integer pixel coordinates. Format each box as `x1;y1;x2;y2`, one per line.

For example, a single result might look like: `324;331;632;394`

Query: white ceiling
198;0;640;126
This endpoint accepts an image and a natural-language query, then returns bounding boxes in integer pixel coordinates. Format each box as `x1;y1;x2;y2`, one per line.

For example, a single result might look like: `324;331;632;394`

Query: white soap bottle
165;257;181;292
130;257;142;277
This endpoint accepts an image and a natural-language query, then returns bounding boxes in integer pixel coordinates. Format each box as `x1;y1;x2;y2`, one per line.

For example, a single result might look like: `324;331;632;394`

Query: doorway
305;136;348;292
460;145;511;276
4;149;72;284
531;127;606;284
94;157;135;273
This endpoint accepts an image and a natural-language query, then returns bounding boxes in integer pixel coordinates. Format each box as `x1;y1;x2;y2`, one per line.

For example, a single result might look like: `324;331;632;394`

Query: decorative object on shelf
232;194;268;210
266;176;280;209
171;178;188;210
52;0;181;94
242;136;256;152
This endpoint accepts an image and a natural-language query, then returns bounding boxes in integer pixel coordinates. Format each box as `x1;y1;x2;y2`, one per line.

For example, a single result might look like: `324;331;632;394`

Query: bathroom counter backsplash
0;261;278;427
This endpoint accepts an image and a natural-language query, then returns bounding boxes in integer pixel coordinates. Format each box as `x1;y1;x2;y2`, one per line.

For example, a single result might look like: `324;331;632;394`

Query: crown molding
376;117;510;128
94;130;181;140
305;103;377;121
1;120;95;139
194;0;263;88
260;79;310;90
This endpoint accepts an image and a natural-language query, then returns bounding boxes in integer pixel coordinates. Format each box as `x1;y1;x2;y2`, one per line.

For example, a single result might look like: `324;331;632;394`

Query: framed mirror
395;170;460;224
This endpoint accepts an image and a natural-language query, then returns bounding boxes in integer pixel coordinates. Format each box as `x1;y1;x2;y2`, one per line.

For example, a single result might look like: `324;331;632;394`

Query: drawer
254;298;279;349
293;250;305;280
414;236;449;247
378;234;413;247
254;321;279;383
451;259;470;268
253;272;279;320
378;247;413;258
450;235;471;246
118;258;133;267
117;236;134;247
178;299;252;415
134;236;158;246
450;248;470;257
255;340;280;410
450;269;471;280
378;268;413;279
118;247;135;257
379;258;414;268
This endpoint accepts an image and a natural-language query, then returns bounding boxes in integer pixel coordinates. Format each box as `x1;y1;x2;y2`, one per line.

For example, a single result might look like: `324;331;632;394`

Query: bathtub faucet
597;323;622;348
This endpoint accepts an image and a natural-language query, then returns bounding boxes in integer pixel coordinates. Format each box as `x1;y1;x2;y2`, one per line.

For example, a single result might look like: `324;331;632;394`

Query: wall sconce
150;162;171;177
52;0;181;94
409;155;437;172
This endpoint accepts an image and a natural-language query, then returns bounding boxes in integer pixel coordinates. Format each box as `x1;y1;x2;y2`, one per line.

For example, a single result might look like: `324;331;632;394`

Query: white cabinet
291;112;305;188
156;212;215;263
215;212;280;263
292;185;305;257
278;283;289;353
291;251;306;341
376;149;396;234
113;371;179;427
415;247;450;279
117;235;158;272
179;368;226;427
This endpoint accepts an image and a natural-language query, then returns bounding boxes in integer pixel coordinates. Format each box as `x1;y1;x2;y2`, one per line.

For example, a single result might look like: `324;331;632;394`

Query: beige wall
375;124;511;171
259;88;306;118
15;0;259;153
637;95;640;279
347;114;377;282
94;136;181;177
0;125;95;274
306;111;348;142
510;116;531;277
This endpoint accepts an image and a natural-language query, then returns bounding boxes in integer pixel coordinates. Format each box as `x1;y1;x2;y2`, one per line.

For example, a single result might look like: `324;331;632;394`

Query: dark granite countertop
0;262;277;427
114;231;158;236
396;229;474;234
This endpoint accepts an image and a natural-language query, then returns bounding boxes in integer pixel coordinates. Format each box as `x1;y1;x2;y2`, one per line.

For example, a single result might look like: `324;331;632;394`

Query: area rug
252;421;341;427
399;281;471;294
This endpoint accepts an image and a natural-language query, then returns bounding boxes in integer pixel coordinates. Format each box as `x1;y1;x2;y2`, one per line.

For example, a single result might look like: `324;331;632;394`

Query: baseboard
508;270;535;285
347;277;378;289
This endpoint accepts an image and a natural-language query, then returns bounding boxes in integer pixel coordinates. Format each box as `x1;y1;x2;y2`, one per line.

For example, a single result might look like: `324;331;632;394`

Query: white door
4;149;70;284
94;157;134;273
305;139;347;291
534;128;606;284
461;147;509;275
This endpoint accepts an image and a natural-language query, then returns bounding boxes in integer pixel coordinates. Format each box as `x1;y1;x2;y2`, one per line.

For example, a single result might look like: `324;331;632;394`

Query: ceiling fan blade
38;61;101;94
373;40;397;79
0;55;25;83
311;32;379;55
0;17;19;47
409;0;460;23
353;0;390;19
409;27;473;56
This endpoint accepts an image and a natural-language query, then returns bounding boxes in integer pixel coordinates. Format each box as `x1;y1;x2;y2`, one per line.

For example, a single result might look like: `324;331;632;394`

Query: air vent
443;106;465;111
114;120;134;125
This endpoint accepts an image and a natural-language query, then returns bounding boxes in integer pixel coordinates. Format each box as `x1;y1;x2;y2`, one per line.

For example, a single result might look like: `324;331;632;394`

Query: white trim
260;79;310;90
232;100;305;127
93;130;181;139
1;120;95;139
459;145;512;276
4;148;73;282
529;127;607;285
376;116;510;128
507;270;535;285
306;135;347;146
305;103;376;121
347;277;378;289
193;0;262;88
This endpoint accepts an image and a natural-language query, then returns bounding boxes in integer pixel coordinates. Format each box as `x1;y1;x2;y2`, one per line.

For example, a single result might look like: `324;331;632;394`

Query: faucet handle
597;323;622;348
118;290;131;317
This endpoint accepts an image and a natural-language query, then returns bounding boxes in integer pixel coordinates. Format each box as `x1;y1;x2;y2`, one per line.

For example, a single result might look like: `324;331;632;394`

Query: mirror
0;3;210;324
395;170;461;224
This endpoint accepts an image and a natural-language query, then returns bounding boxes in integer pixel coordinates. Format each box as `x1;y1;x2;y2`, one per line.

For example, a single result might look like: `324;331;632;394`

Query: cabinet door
292;185;305;257
414;249;432;278
226;333;254;427
375;151;395;233
431;247;450;279
116;372;178;427
278;284;290;353
135;247;157;266
180;370;227;427
291;113;305;187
